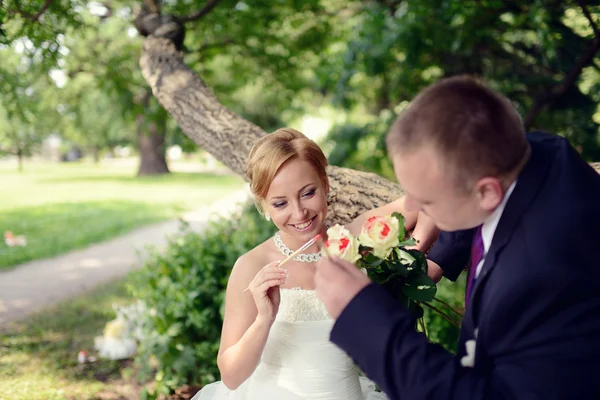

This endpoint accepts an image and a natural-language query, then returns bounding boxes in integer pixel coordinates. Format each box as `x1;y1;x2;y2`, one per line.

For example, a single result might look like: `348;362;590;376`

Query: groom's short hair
386;75;529;187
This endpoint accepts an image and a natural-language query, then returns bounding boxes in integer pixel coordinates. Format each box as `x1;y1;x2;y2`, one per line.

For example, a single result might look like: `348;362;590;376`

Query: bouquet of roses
322;212;439;321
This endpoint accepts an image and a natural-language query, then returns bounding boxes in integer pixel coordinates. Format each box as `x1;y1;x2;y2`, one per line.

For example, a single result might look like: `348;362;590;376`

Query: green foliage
129;205;277;396
325;111;396;179
318;0;600;159
422;278;466;354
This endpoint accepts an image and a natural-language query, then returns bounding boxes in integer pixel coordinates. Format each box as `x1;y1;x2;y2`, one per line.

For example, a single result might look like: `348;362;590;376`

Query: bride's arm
216;253;279;390
346;196;439;251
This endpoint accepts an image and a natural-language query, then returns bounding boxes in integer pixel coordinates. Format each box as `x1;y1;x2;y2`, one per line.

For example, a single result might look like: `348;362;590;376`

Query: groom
315;76;600;399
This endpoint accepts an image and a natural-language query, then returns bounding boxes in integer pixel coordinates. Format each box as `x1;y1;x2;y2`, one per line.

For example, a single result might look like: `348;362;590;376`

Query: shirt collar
481;180;517;255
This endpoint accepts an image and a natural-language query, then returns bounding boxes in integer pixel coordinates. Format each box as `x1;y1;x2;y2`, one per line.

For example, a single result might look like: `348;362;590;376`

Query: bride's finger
257;271;287;283
262;260;282;270
254;278;285;294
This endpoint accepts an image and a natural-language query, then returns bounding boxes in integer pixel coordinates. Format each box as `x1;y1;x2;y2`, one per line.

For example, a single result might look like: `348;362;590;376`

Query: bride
192;128;437;400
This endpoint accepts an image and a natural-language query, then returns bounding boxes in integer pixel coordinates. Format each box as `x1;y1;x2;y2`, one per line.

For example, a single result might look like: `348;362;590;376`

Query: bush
422;277;465;353
129;204;276;396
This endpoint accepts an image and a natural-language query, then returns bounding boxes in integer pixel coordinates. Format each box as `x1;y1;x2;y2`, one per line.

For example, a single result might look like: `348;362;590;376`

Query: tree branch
176;0;222;23
143;0;161;15
139;37;405;226
576;0;599;37
524;33;600;129
31;0;54;22
12;0;34;20
12;0;54;22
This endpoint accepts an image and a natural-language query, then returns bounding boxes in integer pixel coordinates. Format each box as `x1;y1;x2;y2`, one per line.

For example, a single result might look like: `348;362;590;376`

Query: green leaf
398;237;417;247
405;249;428;274
402;273;437;302
396;248;416;265
392;211;406;241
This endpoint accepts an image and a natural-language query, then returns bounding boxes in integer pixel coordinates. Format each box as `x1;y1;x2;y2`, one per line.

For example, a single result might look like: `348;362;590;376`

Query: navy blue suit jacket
331;132;600;399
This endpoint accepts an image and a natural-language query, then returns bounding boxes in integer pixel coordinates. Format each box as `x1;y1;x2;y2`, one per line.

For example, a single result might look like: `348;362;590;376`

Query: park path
0;186;252;327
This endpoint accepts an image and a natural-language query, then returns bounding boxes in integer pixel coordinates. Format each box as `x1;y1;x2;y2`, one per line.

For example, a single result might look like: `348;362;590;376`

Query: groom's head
387;75;530;231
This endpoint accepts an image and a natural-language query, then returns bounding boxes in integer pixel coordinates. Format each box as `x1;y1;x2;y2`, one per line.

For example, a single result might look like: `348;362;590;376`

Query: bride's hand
248;260;286;323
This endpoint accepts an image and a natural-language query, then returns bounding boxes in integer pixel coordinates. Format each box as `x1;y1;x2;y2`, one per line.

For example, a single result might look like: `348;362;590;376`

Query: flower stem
433;296;464;318
418;317;427;337
421;302;461;327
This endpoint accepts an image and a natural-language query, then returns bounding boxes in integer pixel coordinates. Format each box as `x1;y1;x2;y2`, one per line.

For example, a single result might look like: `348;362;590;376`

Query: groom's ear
475;177;503;212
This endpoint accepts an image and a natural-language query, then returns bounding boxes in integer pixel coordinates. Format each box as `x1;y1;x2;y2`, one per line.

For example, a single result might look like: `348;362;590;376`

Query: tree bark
139;36;600;225
137;114;170;176
139;37;403;225
17;147;23;172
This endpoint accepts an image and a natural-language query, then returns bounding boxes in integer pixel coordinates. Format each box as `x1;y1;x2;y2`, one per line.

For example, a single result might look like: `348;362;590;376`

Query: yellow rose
323;225;361;264
358;215;400;259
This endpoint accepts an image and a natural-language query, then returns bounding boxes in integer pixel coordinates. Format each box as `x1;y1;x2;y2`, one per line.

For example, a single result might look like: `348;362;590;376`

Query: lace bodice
277;288;331;322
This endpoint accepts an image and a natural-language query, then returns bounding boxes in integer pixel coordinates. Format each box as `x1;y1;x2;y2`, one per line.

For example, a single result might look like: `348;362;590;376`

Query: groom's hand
315;256;371;319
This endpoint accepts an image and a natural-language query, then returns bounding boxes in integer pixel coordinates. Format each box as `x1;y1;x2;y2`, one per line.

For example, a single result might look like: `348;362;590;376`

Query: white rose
358;215;400;259
323;225;361;264
326;224;351;240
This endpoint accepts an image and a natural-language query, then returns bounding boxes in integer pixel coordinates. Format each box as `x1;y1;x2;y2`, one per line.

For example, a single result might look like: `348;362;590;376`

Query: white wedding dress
192;288;387;400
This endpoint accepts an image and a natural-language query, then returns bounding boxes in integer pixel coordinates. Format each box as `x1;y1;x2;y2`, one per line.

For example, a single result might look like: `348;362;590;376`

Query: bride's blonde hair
246;128;328;214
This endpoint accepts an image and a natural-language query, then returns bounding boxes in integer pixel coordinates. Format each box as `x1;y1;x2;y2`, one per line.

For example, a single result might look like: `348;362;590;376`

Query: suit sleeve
331;283;600;400
427;229;473;281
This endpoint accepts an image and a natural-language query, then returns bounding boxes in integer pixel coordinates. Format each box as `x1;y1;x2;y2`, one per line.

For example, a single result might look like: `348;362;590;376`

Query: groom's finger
330;256;366;279
317;256;361;280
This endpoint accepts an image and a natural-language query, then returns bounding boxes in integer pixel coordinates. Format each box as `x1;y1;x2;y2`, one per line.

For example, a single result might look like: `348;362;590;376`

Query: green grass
0;160;243;269
0;277;143;400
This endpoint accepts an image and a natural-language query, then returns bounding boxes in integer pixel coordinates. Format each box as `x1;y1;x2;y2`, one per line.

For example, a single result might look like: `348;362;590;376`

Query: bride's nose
292;202;307;220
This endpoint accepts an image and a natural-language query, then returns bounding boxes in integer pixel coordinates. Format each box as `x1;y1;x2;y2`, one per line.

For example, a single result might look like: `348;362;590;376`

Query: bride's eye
302;189;316;198
272;201;287;208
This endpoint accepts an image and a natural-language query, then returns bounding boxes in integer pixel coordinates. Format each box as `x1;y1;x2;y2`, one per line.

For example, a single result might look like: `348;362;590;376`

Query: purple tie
466;225;484;303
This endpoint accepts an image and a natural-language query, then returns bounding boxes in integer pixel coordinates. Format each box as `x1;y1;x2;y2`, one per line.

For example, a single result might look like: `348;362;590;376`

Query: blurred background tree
2;0;596;177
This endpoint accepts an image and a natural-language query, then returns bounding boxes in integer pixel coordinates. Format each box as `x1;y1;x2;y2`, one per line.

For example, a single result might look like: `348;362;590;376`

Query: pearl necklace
273;232;322;263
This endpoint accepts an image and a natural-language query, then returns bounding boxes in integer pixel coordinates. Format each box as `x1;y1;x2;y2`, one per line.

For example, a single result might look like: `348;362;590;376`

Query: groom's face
393;145;487;231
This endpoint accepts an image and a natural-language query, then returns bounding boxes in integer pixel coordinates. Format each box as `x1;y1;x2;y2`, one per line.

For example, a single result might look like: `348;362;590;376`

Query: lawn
0;277;144;400
0;159;243;269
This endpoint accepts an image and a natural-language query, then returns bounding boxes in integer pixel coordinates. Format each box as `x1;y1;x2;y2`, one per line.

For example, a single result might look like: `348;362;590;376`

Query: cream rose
323;224;361;264
358;215;400;259
326;224;350;240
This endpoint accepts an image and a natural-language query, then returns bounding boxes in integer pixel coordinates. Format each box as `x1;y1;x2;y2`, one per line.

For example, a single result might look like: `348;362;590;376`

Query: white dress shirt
474;181;517;278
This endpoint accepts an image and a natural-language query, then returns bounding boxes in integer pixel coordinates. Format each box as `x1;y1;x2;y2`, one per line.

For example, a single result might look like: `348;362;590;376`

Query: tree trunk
92;146;101;164
17;147;23;172
139;37;402;225
138;37;600;225
137;115;170;176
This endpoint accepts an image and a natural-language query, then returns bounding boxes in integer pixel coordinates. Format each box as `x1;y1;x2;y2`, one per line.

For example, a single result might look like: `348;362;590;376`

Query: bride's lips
289;216;317;231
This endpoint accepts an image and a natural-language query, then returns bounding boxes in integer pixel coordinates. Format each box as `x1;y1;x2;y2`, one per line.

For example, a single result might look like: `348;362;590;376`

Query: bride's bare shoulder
228;237;274;285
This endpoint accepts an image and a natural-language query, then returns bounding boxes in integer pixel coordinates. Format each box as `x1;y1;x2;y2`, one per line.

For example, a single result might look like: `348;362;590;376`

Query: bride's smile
289;215;316;231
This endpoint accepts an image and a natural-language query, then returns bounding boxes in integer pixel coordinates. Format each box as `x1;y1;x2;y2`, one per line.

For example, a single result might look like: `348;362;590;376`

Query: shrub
129;204;276;396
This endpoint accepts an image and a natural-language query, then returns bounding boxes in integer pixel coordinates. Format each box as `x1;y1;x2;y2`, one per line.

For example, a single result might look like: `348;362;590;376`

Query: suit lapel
466;140;552;326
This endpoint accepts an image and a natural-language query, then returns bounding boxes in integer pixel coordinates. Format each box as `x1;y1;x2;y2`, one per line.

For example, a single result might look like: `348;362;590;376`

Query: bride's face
264;158;328;244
